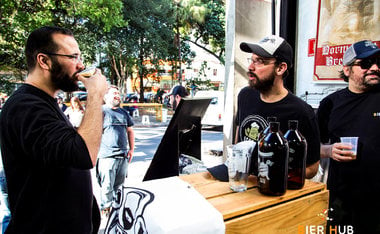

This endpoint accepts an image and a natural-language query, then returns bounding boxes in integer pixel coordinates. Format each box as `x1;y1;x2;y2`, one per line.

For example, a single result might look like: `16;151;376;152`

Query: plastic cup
227;145;251;192
340;137;358;159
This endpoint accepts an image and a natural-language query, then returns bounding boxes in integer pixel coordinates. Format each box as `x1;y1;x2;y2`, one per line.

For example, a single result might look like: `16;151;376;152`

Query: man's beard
110;98;121;107
362;71;380;91
248;71;275;93
50;59;79;92
172;99;178;111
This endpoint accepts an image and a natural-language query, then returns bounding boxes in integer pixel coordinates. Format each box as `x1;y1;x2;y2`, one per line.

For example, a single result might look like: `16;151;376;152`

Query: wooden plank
207;180;325;219
120;103;163;121
181;172;257;199
180;172;328;233
181;172;216;187
182;172;325;202
225;190;329;234
181;172;258;188
121;103;163;107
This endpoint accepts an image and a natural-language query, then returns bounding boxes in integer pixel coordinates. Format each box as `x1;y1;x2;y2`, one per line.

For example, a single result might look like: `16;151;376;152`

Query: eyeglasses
247;57;276;67
43;52;83;63
351;58;380;70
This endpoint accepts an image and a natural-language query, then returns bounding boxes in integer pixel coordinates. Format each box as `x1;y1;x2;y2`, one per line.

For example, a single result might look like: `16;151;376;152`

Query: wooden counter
181;172;329;234
121;103;163;121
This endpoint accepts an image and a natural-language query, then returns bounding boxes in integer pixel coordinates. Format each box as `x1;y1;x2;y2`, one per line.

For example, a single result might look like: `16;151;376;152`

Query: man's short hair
25;26;73;72
108;85;119;91
339;70;349;82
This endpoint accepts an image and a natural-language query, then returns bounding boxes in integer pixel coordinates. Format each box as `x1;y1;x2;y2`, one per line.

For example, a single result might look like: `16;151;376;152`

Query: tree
105;0;188;102
0;1;53;72
177;0;225;64
0;0;225;98
0;0;125;91
190;61;214;90
74;0;188;100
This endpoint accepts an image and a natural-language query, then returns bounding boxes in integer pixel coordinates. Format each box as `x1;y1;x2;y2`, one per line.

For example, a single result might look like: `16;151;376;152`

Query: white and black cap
240;35;293;68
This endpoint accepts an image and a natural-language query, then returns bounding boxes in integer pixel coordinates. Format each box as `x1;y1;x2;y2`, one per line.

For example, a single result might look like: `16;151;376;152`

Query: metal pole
176;2;182;85
272;0;276;35
178;34;182;85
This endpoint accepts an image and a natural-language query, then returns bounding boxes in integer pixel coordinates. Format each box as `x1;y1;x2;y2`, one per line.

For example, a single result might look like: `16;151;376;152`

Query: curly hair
339;68;350;82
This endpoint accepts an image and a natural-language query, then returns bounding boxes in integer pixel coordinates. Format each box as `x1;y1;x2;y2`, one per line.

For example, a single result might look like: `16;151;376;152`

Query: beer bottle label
258;150;274;183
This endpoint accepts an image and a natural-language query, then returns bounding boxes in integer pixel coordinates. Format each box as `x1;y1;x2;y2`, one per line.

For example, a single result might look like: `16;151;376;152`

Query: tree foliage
123;0;176;101
177;0;225;64
0;0;125;74
0;0;225;98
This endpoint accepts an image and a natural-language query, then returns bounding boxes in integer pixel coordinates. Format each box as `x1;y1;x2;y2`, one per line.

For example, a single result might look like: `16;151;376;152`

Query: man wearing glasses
235;35;320;179
0;26;107;233
318;40;380;233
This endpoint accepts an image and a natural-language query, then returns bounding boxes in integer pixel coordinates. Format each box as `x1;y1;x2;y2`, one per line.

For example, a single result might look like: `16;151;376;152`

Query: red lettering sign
313;0;380;82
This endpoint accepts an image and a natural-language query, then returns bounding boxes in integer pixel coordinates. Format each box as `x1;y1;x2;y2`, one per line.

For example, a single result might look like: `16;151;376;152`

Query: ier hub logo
298;225;354;234
298;208;354;234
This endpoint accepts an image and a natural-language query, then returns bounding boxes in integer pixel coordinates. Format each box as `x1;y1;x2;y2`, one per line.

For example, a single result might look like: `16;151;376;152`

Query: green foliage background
0;0;225;98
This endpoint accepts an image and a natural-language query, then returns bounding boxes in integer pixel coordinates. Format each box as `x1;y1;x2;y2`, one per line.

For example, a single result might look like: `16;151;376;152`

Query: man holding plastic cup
318;40;380;233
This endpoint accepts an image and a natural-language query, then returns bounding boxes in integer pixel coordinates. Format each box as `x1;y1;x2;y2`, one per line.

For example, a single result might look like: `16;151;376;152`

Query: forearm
126;128;135;163
320;144;332;159
127;128;135;151
234;126;240;144
77;94;104;166
305;160;319;179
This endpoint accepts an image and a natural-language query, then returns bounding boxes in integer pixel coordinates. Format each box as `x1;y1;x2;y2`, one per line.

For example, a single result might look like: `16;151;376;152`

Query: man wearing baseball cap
168;85;189;111
318;40;380;232
234;35;320;179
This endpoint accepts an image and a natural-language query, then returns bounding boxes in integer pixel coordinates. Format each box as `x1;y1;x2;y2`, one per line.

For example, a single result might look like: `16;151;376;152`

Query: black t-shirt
236;86;320;166
0;84;99;233
317;87;380;232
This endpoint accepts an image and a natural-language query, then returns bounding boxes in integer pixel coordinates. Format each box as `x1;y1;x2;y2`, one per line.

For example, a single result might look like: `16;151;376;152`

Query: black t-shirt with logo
236;86;320;170
317;87;380;232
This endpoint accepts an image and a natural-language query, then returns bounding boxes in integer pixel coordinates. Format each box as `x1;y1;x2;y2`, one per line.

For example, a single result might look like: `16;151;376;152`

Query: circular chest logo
239;115;267;141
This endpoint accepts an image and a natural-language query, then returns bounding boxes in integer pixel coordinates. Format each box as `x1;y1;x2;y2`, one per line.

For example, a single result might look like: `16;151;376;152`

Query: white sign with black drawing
105;176;225;234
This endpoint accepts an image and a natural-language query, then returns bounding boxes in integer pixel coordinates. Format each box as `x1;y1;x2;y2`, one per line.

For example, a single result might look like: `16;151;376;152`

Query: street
127;125;224;182
132;125;224;162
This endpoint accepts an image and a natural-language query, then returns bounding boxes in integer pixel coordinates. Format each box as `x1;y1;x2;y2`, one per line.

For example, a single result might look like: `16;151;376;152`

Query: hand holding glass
340;137;358;159
78;65;96;78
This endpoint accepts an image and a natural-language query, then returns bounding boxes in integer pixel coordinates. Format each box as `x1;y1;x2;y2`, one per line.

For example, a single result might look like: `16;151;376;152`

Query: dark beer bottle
258;122;289;196
258;116;277;141
284;120;307;189
251;116;277;176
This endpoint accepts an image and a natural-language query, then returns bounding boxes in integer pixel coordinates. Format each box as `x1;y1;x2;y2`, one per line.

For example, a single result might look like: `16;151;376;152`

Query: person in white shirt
64;96;84;128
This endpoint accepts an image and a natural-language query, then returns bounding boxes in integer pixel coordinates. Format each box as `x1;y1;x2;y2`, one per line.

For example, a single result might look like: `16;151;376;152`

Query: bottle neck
288;120;298;130
270;122;280;132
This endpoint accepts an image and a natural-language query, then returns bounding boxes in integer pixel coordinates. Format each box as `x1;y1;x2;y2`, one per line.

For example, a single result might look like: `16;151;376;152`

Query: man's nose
370;63;379;70
248;62;256;71
77;60;85;70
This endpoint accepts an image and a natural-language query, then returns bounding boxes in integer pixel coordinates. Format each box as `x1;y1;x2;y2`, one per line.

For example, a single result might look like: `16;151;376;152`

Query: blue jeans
96;157;128;210
0;174;10;234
